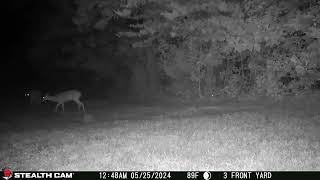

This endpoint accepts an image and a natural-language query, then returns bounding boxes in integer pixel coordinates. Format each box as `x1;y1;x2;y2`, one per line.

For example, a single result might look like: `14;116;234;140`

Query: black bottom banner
2;171;319;180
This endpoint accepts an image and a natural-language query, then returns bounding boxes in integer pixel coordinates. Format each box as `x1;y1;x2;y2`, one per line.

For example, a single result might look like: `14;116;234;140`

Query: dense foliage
72;0;320;99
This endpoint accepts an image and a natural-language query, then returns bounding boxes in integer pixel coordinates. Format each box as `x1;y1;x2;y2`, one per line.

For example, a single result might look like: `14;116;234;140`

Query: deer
25;89;43;105
42;90;85;113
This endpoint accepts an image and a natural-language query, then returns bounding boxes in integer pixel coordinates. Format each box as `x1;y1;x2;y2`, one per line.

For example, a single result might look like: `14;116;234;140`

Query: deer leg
61;103;65;113
55;103;60;112
81;102;85;112
75;100;85;112
79;101;85;112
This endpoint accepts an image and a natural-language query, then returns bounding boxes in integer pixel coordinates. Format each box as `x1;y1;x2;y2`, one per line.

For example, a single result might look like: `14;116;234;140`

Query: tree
72;0;320;98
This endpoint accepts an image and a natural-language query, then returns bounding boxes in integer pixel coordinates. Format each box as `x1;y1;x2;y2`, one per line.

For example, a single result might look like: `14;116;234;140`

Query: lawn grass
0;96;319;171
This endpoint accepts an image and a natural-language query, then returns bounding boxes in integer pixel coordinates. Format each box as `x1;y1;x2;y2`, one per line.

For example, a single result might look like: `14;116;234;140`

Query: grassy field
0;95;319;171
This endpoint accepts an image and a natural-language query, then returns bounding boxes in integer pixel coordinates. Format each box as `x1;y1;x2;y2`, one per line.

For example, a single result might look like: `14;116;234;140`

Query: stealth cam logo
2;168;12;180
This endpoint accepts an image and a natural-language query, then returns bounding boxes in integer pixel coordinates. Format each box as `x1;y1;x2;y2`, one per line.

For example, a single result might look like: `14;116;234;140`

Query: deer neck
45;96;60;102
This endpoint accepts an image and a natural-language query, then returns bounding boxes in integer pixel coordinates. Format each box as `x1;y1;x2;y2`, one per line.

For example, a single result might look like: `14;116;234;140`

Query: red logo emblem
2;168;12;180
